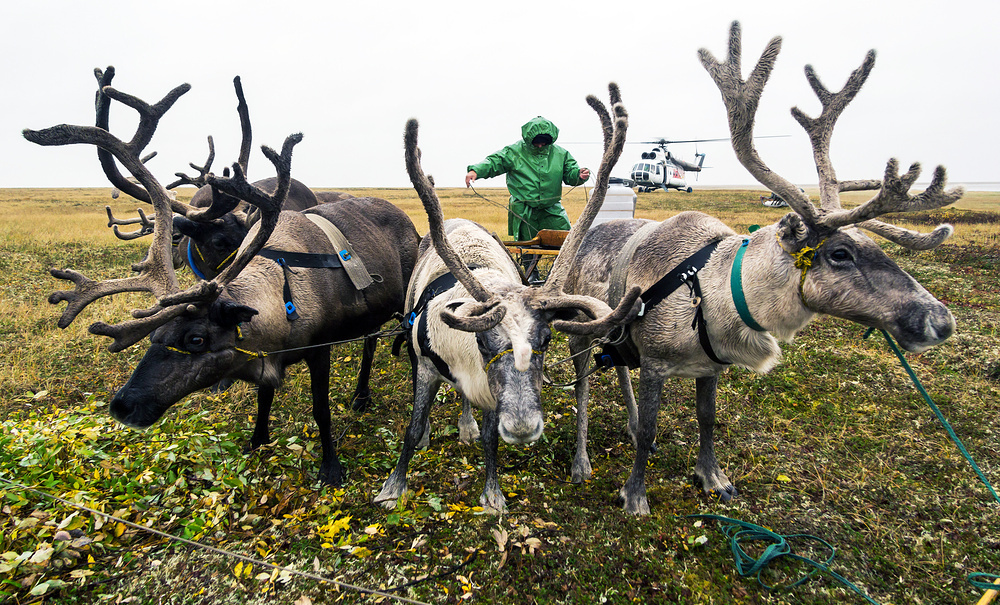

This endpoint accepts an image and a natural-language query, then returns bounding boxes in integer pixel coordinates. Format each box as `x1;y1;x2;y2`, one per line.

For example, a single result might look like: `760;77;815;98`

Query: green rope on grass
863;328;999;596
863;328;1000;504
970;573;1000;592
686;514;881;604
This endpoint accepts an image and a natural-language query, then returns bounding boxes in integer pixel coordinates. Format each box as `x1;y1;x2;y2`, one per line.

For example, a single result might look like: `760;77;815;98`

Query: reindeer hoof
618;486;651;515
350;394;372;413
318;461;345;487
707;484;738;502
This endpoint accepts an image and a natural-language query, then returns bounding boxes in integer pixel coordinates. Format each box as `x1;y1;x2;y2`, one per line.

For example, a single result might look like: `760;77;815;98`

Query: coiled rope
686;514;881;604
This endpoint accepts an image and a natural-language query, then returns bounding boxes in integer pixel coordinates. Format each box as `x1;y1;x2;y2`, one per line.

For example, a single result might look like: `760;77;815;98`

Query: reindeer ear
775;212;813;250
212;299;259;327
174;215;215;239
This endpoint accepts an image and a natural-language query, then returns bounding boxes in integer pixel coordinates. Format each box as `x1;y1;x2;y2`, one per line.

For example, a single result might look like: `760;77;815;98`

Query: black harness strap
604;240;729;368
403;265;484;381
689;273;730;365
417;306;456;383
259;248;344;269
636;240;721;316
258;248;347;321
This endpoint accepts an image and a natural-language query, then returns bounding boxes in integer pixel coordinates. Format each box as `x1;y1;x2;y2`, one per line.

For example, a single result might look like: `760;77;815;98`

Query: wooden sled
504;229;569;282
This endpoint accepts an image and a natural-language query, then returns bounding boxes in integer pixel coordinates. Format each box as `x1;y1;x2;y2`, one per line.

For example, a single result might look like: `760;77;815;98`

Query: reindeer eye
185;334;206;351
829;248;853;263
539;330;552;350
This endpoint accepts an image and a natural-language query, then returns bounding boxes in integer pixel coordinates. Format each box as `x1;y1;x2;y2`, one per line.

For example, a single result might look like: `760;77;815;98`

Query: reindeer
24;71;420;486
99;69;381;412
561;22;962;514
100;68;322;279
375;85;641;513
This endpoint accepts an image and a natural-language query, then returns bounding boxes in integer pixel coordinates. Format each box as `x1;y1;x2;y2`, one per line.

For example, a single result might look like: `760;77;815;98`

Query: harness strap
417;305;456;383
265;256;300;321
258;248;344;269
604;228;723;368
731;237;767;332
637;240;721;315
690;274;730;365
304;213;374;290
405;265;484;382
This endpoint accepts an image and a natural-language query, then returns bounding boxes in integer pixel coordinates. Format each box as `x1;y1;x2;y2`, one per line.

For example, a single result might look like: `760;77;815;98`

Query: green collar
731;237;767;332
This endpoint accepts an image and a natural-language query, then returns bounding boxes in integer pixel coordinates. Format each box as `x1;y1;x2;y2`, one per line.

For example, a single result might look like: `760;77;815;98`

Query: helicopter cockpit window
655;165;661;174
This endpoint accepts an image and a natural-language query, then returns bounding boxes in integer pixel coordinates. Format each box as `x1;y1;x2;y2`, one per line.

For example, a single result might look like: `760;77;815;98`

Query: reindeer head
99;70;270;278
405;84;641;444
699;22;959;352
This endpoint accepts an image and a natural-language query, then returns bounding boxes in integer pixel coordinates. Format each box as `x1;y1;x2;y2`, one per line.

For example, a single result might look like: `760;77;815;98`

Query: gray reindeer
562;22;961;514
25;72;420;486
376;85;641;513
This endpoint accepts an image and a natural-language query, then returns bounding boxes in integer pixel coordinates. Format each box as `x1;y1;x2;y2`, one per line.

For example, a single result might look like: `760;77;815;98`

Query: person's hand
579;168;590;181
465;170;477;187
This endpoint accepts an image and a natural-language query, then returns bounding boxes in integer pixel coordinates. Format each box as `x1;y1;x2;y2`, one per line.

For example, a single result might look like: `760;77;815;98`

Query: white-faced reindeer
562;22;962;515
25;72;420;486
376;85;641;513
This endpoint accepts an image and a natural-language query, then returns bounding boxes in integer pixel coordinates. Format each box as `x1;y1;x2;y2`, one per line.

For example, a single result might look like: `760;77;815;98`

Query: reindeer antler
166;135;216;190
405;119;495;304
700;21;962;249
541;82;628;294
105;205;154;240
25;71;298;352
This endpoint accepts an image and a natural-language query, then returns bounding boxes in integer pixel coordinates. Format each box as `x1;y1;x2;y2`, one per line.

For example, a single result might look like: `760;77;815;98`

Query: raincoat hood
521;116;559;145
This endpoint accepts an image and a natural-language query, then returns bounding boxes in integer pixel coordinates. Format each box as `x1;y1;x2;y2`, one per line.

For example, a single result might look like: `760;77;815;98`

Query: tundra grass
0;187;998;604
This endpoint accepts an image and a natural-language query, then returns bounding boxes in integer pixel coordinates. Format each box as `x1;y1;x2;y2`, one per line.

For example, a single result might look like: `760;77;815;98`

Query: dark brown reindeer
98;67;321;281
25;73;420;486
562;22;961;514
376;85;640;513
99;69;376;412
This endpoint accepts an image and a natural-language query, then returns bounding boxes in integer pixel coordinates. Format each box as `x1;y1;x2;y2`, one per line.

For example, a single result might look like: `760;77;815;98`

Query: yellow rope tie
164;345;265;358
215;247;238;271
484;348;543;373
775;234;825;309
235;347;266;358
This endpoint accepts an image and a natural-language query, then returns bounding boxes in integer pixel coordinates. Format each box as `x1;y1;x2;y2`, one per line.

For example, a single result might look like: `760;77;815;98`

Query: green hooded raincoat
467;116;586;240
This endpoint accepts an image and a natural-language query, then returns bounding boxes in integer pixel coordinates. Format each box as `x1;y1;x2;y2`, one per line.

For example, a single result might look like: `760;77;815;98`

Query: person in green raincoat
465;116;590;242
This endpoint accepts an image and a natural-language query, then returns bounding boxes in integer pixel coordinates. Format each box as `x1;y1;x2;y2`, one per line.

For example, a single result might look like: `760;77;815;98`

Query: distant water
955;182;1000;192
710;182;1000;192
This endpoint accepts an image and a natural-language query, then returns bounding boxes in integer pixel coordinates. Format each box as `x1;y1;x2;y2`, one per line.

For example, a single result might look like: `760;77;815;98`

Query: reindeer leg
693;374;736;500
457;394;480;444
570;335;593;483
349;335;377;412
619;366;663;515
618;365;656;454
246;384;274;454
479;408;507;514
376;360;440;508
307;346;343;486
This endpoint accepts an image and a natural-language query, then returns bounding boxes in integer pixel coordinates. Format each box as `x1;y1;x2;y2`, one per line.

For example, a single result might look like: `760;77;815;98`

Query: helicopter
628;138;726;193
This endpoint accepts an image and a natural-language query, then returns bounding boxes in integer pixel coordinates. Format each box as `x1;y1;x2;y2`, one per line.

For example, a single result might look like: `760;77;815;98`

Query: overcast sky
4;0;997;191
